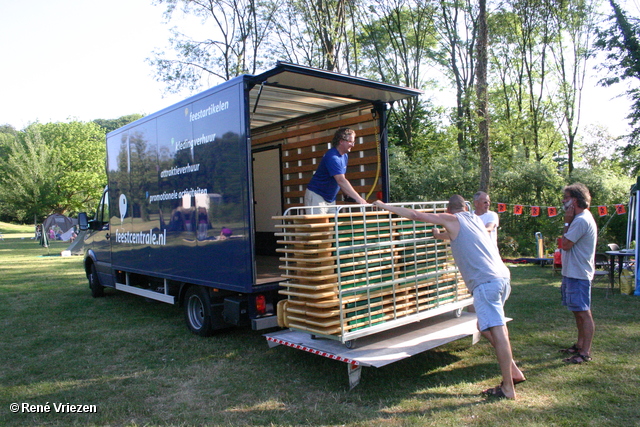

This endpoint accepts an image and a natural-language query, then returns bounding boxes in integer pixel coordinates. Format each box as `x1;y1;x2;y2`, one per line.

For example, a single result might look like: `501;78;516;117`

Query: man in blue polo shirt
304;127;367;214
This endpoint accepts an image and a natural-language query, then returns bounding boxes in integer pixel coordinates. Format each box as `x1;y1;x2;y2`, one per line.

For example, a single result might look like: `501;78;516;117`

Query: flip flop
495;378;526;388
482;374;525;397
480;385;510;399
563;353;592;364
513;377;527;386
559;344;580;354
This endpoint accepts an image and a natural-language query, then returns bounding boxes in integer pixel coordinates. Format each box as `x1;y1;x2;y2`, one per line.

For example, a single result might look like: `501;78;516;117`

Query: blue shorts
561;276;591;311
472;278;511;331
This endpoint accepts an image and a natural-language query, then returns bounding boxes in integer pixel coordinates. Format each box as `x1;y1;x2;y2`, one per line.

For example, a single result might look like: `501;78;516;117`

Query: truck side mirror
78;212;89;231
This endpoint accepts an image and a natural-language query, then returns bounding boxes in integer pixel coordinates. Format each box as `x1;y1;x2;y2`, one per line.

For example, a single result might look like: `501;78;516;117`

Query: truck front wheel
89;264;105;298
184;286;214;336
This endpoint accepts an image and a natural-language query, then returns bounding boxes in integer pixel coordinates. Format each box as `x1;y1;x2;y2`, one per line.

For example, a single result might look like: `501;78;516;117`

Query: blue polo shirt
307;147;348;202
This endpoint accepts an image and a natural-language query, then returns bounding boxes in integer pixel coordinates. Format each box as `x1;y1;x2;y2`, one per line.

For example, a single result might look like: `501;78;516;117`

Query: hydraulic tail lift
265;309;481;389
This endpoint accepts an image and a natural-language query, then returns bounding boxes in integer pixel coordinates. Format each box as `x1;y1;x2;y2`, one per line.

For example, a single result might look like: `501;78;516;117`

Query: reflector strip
266;336;359;365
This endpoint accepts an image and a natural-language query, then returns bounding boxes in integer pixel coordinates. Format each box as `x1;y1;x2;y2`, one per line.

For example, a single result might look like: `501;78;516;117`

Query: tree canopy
1;0;638;255
146;0;638;254
0;115;142;223
595;0;640;171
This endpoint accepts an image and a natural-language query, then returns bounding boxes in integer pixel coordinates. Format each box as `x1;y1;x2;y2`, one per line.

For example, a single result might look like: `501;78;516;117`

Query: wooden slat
252;110;375;147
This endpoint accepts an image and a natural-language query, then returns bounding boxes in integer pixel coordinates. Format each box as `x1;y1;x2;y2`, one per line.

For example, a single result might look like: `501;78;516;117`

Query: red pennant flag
598;206;608;217
531;206;540;217
513;205;523;215
615;204;627;215
498;203;507;213
548;206;558;217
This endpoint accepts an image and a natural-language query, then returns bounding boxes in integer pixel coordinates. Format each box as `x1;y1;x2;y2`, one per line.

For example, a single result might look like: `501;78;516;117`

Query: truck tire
89;264;105;298
184;286;214;336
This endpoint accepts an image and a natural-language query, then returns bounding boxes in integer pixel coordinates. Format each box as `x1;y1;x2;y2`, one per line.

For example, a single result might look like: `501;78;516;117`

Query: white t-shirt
476;210;499;246
562;210;597;281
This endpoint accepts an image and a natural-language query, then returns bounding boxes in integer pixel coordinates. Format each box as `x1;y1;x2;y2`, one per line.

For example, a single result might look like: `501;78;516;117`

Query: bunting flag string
491;202;628;218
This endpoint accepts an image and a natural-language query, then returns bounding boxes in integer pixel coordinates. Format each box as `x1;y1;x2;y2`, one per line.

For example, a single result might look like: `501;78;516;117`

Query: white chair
593;253;612;297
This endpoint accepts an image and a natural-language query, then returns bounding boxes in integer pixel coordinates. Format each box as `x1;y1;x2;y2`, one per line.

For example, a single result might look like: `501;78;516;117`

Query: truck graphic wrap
114;228;167;245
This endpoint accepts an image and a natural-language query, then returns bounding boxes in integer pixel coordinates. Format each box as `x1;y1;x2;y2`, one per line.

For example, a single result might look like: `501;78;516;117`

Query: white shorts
304;189;335;215
472;277;511;331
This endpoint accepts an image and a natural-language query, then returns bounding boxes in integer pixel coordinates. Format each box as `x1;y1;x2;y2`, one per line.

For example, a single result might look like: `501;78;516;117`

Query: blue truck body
79;62;422;335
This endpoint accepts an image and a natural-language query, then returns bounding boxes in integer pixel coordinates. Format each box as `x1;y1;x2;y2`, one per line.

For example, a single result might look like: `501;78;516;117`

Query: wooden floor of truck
255;255;283;285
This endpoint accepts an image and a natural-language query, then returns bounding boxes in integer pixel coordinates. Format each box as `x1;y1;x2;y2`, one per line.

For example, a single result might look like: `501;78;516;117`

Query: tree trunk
476;0;491;191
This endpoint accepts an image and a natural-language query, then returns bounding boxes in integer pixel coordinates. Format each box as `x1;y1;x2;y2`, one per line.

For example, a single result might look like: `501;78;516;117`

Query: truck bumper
252;315;279;330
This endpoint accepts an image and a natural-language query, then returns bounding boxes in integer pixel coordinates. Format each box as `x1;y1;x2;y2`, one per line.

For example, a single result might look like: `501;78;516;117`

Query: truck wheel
184;286;214;337
89;264;105;298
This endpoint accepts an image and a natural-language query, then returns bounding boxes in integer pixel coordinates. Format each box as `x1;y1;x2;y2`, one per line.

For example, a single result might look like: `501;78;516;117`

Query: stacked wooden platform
274;204;472;342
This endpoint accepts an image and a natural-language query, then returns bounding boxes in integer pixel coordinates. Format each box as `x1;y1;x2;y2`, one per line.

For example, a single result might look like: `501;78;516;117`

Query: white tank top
450;212;510;292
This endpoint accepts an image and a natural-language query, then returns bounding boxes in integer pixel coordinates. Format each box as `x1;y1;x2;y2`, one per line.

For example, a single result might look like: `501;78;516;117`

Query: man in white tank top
374;196;524;400
473;191;499;246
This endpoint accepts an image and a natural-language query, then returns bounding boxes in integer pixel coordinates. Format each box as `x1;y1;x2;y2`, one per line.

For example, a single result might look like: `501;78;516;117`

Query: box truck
78;62;423;336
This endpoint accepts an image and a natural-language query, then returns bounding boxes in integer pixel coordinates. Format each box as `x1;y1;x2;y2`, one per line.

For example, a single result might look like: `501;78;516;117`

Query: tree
357;0;440;152
93;114;144;134
476;0;490;191
518;0;555;163
149;0;280;91
434;0;478;154
0;127;61;223
294;0;352;72
595;0;640;143
488;0;563;165
549;0;597;174
33;121;106;214
578;124;619;170
0;121;107;222
0;124;18;161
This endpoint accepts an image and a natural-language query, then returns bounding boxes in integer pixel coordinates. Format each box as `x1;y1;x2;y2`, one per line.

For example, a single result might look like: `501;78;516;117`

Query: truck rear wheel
89;264;105;298
184;286;214;336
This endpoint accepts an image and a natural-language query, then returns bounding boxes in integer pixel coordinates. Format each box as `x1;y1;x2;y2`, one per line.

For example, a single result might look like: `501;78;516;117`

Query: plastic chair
593;253;612;297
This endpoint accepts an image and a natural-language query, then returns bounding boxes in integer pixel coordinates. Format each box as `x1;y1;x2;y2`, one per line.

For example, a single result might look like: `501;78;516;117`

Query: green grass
1;238;639;426
0;221;34;239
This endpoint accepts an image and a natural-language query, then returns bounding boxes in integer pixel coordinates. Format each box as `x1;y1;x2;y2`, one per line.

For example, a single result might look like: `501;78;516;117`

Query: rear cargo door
252;147;282;255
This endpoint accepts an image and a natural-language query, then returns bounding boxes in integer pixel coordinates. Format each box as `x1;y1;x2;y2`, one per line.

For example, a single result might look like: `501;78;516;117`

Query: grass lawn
0;221;34;240
0;235;639;426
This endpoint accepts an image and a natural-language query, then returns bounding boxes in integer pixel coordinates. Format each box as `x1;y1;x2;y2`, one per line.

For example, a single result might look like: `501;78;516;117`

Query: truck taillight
256;295;267;315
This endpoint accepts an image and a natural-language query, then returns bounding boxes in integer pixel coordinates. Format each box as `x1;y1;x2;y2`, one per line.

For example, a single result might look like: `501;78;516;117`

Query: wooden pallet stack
274;204;472;341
